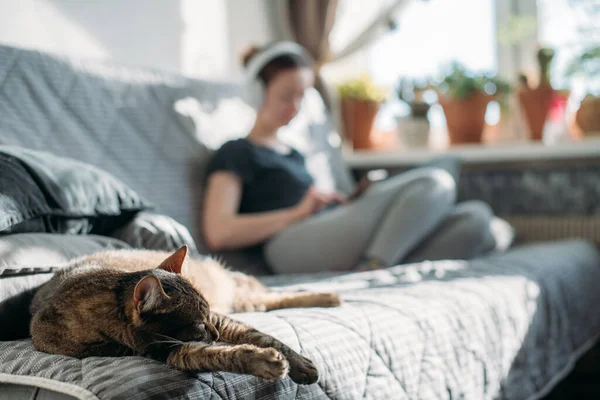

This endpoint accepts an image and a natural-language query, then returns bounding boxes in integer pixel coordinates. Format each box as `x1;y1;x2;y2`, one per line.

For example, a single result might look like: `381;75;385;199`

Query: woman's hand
292;188;347;220
325;192;348;205
293;187;327;219
348;176;371;200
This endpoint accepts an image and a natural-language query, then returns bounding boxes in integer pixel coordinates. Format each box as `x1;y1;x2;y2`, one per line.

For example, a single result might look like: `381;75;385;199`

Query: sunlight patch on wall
0;0;109;60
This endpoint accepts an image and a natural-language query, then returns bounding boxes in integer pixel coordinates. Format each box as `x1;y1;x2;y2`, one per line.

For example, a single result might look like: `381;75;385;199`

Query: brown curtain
287;0;339;109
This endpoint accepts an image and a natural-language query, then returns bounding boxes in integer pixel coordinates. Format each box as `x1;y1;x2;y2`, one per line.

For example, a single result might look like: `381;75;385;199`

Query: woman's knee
455;201;493;221
401;167;457;207
452;201;494;240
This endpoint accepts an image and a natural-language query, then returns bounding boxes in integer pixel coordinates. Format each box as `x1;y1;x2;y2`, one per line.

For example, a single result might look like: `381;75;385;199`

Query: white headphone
244;41;311;110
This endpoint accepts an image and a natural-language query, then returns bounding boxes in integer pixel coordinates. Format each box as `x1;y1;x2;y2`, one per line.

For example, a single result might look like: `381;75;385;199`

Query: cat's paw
287;354;319;385
247;347;289;380
315;293;342;308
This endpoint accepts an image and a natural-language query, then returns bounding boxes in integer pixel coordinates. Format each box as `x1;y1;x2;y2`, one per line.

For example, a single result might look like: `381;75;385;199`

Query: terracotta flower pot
575;95;600;135
518;84;555;141
439;92;492;144
341;98;381;150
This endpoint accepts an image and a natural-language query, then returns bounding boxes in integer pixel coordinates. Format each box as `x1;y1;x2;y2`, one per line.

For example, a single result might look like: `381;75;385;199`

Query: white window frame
495;0;539;83
324;0;541;86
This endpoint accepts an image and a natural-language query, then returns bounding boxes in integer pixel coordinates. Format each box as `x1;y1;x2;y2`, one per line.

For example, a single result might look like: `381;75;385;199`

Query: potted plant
435;63;511;144
517;47;566;141
566;46;600;136
396;78;432;147
337;74;388;150
575;94;600;136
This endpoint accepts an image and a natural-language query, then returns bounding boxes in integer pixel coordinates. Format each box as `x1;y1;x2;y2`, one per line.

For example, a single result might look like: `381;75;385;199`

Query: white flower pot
396;116;430;148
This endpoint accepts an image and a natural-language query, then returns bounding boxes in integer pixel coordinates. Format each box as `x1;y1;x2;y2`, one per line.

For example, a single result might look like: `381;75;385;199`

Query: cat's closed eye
172;322;216;343
196;323;219;342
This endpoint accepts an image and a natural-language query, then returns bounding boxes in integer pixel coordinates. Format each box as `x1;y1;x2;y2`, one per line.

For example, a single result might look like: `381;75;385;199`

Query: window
537;0;600;94
364;0;599;91
364;0;501;143
323;0;597;150
368;0;497;86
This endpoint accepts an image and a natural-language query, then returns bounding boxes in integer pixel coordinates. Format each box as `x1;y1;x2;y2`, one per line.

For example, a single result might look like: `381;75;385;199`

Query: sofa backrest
0;45;353;250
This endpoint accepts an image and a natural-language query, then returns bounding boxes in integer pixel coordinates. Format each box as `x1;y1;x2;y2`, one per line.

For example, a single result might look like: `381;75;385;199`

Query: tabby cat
30;246;341;383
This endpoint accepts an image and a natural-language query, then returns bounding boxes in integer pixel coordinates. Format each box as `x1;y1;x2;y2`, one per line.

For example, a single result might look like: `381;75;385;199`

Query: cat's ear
157;245;188;275
133;275;166;313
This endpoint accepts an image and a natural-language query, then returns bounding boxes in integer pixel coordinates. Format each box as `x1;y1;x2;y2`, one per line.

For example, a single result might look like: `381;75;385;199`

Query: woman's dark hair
241;43;310;86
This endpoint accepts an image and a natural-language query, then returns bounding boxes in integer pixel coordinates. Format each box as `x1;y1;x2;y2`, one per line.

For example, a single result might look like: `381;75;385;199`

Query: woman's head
242;42;314;128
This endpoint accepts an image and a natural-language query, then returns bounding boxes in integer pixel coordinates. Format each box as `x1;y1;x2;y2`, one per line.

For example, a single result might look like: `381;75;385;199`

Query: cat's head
130;246;219;343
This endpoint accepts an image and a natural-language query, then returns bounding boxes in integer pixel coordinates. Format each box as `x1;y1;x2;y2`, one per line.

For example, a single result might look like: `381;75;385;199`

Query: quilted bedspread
1;239;599;400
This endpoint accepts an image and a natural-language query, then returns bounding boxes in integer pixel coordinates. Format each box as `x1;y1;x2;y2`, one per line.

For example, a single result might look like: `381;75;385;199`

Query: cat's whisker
151;340;185;346
153;333;182;341
151;333;185;345
150;339;182;344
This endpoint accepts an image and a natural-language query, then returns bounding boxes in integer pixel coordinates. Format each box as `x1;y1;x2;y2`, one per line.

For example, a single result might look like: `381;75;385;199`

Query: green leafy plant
396;78;431;118
337;73;388;103
537;47;556;87
565;45;600;79
436;63;511;99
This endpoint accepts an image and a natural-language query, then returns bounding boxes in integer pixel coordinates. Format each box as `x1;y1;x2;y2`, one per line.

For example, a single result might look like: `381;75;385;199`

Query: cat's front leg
166;342;288;380
210;312;319;385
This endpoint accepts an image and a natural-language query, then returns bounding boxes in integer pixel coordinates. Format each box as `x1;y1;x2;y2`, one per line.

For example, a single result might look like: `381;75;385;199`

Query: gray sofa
1;45;600;400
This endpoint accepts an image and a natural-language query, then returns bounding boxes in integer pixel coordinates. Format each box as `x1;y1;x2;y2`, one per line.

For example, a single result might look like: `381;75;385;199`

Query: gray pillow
0;153;51;233
0;146;153;235
110;212;199;253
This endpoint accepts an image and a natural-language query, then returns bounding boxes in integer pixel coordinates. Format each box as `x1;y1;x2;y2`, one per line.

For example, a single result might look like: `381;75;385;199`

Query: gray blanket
0;240;599;399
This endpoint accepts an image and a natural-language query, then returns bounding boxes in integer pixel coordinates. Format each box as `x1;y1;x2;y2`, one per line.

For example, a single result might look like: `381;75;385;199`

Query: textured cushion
110;211;199;252
0;152;51;233
0;146;153;235
0;233;129;276
0;384;76;400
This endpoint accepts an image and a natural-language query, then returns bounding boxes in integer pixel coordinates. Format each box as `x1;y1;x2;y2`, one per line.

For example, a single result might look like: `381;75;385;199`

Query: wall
183;0;278;79
0;0;277;78
226;0;278;78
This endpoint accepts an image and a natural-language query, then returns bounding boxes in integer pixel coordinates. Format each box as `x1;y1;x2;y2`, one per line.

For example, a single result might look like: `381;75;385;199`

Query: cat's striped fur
30;246;339;383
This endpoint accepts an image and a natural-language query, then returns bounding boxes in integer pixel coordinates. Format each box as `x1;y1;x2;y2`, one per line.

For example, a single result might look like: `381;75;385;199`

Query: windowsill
343;136;600;168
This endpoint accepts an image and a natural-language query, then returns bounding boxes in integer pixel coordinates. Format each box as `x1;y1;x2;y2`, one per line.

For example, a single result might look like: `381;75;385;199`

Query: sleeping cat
30;246;341;384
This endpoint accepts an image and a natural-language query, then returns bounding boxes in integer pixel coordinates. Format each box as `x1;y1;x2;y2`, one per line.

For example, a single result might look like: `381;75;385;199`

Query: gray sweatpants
264;167;497;274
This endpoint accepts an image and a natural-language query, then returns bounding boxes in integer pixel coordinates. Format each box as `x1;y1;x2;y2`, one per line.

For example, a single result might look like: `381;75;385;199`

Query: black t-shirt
206;139;314;214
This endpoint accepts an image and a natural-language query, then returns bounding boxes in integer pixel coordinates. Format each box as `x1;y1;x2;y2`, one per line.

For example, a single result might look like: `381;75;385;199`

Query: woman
203;41;501;274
